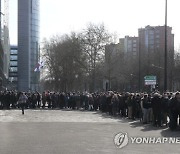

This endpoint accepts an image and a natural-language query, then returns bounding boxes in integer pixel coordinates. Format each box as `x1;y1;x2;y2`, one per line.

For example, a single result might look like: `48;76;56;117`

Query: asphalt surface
0;109;180;154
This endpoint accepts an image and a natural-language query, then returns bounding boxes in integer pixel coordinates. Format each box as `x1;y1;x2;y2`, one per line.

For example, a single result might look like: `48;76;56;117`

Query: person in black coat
169;92;180;130
151;93;162;127
36;92;41;108
161;93;170;126
134;94;142;120
142;94;151;124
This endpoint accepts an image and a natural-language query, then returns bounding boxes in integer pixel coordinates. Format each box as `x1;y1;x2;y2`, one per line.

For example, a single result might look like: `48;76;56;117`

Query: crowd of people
0;90;180;130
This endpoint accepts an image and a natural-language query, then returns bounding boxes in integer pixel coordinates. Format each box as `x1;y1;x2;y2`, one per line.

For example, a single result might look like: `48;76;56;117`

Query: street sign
145;81;156;85
144;76;156;85
144;76;157;81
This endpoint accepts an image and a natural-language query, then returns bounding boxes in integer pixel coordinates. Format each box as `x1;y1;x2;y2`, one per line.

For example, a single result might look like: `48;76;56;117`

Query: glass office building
18;0;40;91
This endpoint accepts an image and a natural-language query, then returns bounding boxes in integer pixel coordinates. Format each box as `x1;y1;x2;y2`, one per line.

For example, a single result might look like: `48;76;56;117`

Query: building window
156;39;160;44
9;77;18;82
10;61;18;66
128;42;132;49
156;30;160;33
149;30;154;35
10;67;18;72
149;39;154;44
133;48;136;51
156;35;160;38
128;46;132;52
149;35;154;40
11;50;18;55
10;56;18;61
128;40;132;45
150;45;154;49
9;72;17;76
133;52;137;56
133;44;137;47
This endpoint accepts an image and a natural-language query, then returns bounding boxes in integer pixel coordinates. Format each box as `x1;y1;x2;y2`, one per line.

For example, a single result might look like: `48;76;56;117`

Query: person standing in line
18;92;28;115
161;93;170;126
127;93;133;119
111;94;119;116
142;94;151;124
42;91;46;108
88;94;94;111
169;92;180;130
36;92;41;108
151;93;162;127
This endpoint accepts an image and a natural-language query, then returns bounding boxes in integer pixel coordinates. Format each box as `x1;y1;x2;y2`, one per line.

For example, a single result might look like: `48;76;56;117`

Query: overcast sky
9;0;180;49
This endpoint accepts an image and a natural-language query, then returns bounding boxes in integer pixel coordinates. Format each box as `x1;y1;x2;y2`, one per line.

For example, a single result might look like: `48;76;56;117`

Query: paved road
0;109;180;154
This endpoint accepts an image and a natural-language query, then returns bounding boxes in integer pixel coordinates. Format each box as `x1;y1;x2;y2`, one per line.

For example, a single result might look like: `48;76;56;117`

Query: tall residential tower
138;25;174;90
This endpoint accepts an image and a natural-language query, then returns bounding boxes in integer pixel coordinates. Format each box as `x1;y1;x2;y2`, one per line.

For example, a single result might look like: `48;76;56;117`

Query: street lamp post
138;44;141;92
164;0;168;91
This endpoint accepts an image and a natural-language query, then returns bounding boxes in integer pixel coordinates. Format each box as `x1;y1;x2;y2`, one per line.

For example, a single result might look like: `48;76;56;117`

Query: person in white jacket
18;92;28;115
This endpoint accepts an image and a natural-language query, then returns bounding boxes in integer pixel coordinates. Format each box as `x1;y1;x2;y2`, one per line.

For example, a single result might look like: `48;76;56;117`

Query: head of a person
162;92;167;98
175;92;180;100
153;92;159;97
144;94;148;98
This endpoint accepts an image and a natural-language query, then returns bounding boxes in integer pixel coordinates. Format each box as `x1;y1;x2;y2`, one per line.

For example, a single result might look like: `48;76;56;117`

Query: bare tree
80;23;111;91
42;33;87;91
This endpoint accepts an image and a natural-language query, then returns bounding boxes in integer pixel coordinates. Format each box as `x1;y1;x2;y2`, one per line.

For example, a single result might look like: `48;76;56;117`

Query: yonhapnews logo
114;132;180;149
114;132;129;149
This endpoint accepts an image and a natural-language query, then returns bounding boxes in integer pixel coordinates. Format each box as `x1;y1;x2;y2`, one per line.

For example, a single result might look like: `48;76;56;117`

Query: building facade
105;36;140;91
138;25;174;91
105;43;124;90
0;0;10;89
173;52;180;91
18;0;40;91
104;25;174;92
9;45;18;90
123;36;139;57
